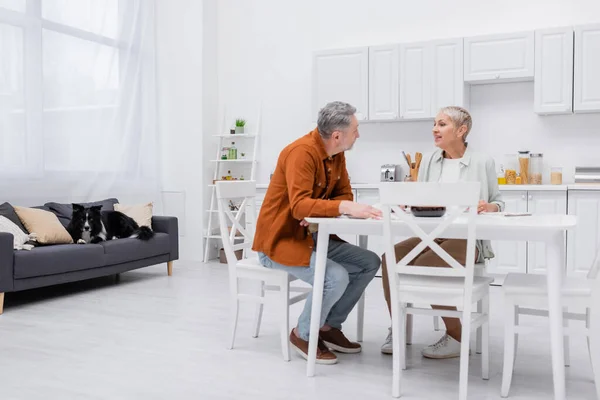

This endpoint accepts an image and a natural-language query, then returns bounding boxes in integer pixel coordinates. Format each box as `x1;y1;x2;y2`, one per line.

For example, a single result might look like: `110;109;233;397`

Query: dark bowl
410;206;446;218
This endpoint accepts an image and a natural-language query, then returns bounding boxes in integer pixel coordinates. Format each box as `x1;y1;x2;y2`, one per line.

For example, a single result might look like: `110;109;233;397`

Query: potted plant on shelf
235;118;246;134
239;152;246;160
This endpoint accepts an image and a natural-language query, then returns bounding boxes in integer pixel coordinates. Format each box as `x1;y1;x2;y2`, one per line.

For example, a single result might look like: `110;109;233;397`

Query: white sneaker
421;333;468;359
381;327;393;354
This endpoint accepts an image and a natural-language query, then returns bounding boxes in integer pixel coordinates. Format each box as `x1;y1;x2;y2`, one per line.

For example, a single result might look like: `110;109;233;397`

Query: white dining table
304;213;577;400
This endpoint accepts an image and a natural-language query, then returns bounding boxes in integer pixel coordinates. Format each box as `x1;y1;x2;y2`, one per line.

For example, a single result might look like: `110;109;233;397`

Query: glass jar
551;166;563;185
518;151;530;185
529;153;543;184
504;154;517;185
221;147;229;159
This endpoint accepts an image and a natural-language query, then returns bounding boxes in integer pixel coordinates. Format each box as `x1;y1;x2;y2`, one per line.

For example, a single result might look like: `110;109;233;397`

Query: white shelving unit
203;107;261;262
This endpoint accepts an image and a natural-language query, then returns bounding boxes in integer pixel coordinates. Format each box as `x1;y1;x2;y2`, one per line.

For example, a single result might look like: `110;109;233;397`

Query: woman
380;106;504;359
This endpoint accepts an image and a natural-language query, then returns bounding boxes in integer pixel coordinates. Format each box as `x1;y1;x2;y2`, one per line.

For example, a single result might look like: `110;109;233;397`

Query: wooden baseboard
167;261;173;276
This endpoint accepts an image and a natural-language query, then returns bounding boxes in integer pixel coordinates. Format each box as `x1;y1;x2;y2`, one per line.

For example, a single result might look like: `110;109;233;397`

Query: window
0;0;152;177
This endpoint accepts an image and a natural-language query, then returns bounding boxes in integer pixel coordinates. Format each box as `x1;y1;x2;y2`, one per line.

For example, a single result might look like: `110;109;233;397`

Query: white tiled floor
0;261;596;399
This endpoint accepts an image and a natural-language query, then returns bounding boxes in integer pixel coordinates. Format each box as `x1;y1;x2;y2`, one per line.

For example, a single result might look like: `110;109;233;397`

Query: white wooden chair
216;180;310;361
380;181;493;399
500;244;600;398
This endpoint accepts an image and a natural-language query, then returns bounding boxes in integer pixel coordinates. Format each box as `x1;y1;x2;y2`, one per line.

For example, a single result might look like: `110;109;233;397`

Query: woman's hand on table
477;200;499;214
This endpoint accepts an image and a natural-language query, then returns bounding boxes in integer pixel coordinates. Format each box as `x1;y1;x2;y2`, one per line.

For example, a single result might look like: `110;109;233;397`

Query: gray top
417;145;505;261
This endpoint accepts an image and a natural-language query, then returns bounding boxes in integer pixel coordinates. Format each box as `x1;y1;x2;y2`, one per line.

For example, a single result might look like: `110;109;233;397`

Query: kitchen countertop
255;183;600;191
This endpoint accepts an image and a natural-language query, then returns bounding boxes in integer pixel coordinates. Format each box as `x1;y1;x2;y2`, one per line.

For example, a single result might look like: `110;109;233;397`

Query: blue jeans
258;234;381;341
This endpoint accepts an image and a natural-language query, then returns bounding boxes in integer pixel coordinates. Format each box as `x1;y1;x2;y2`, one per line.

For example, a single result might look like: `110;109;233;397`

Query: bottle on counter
504;154;517;185
551;167;563;185
529;153;543;184
497;163;506;185
518;150;530;185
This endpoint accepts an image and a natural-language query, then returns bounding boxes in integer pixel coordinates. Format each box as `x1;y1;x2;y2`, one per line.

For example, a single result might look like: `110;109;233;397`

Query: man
252;101;382;365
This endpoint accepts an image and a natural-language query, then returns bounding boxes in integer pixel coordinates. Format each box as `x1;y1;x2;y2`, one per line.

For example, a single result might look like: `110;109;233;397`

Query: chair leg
433;315;440;331
501;300;516;398
392;304;406;398
476;300;483;354
280;278;291;362
405;303;413;345
514;306;519;362
589;306;600;400
563;306;570;367
229;298;240;350
458;303;473;400
587;308;592;360
167;261;173;276
481;295;490;380
252;281;265;338
356;291;365;342
0;292;4;315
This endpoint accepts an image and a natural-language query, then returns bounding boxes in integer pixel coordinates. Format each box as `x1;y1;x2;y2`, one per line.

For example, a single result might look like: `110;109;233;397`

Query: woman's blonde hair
438;106;472;142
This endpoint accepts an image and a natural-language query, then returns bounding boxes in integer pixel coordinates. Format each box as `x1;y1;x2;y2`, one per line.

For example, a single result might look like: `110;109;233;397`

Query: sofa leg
0;292;4;315
167;261;173;276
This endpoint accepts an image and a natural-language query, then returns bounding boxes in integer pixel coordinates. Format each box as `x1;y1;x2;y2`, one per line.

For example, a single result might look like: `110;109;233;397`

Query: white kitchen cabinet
567;190;600;277
534;27;574;115
526;191;568;274
368;45;399;120
487;191;528;275
312;47;369;121
574;24;600;113
432;38;468;112
399;42;432;119
464;31;535;83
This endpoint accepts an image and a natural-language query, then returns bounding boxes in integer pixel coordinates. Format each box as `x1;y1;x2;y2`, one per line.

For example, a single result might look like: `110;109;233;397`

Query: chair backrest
379;181;480;279
215;181;258;271
587;242;600;280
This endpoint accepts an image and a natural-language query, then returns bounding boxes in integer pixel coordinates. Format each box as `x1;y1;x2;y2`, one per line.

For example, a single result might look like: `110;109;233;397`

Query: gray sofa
0;198;179;314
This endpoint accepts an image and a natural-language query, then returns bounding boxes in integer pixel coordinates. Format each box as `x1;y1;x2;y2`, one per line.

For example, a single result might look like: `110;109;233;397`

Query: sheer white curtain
0;0;161;208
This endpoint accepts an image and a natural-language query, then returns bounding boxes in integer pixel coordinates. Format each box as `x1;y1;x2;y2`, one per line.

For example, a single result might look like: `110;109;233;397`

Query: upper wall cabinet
399;42;432;119
574;24;600;113
431;39;467;114
534;27;574;115
464;32;534;83
312;47;369;121
400;39;467;120
368;45;399;120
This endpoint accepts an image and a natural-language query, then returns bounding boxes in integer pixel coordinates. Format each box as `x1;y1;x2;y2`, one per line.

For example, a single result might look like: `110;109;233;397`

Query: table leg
546;232;566;399
307;226;331;377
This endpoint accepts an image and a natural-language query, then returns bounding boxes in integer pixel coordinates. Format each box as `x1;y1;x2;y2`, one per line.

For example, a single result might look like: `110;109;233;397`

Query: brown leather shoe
319;328;362;353
289;330;338;365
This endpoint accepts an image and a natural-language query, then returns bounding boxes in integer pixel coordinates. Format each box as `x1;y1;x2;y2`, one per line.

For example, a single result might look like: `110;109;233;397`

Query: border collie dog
67;204;154;244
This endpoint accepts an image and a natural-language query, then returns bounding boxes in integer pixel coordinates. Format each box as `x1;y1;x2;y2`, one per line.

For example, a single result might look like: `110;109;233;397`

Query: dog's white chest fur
81;231;92;243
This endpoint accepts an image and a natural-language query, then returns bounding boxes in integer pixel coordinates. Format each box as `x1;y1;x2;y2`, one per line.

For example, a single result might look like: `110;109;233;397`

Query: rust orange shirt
252;128;353;267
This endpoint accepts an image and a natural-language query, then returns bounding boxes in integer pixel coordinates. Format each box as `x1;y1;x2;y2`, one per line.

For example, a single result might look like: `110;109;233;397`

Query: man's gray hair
317;101;356;139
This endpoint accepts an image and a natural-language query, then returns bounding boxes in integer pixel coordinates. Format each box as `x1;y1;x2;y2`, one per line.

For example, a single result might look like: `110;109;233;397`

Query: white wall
156;0;205;261
215;0;600;185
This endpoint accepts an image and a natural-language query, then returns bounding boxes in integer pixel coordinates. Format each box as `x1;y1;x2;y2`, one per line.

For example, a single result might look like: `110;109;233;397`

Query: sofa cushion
13;206;74;245
0;202;28;233
114;202;153;228
45;198;119;228
14;244;105;279
100;233;170;264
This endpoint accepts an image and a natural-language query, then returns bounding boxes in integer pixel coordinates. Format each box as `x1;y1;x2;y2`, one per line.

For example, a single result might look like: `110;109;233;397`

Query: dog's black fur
67;203;154;244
